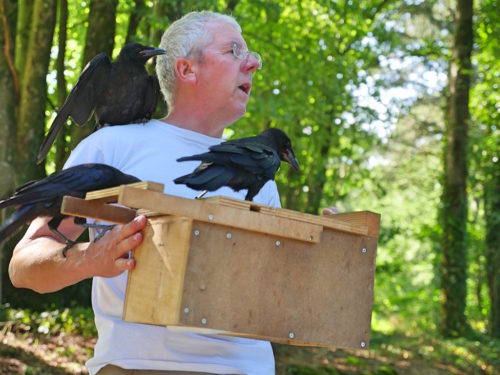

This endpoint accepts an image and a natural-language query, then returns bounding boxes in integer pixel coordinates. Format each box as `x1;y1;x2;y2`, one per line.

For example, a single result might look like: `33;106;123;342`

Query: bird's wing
209;141;281;178
1;164;117;208
62;53;112;124
37;53;112;164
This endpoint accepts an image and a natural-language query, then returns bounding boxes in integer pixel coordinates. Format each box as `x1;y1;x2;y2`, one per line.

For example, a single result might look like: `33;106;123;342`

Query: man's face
195;21;261;128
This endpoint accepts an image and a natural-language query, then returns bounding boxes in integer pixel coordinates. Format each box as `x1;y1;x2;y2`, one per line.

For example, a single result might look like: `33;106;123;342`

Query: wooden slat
329;211;381;238
123;216;193;325
205;196;380;238
85;181;164;203
61;196;137;224
118;187;322;243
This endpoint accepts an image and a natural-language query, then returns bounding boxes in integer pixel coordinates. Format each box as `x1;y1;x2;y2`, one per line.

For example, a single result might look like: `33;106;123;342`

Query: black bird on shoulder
37;43;167;164
174;128;300;201
0;164;140;256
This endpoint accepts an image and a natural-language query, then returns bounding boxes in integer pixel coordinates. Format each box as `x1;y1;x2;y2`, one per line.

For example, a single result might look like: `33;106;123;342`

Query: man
9;11;276;375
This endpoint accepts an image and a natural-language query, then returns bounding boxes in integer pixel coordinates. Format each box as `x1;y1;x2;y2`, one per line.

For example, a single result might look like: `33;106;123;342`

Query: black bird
174;128;300;201
0;163;140;255
37;43;166;164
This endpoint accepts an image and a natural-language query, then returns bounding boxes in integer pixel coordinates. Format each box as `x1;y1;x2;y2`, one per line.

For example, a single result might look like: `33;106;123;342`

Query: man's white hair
155;11;242;111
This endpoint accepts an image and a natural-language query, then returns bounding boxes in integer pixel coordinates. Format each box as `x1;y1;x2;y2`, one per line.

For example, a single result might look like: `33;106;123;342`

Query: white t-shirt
64;120;280;375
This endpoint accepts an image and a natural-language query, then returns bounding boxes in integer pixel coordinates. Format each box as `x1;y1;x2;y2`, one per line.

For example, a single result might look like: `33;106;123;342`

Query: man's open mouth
238;83;251;95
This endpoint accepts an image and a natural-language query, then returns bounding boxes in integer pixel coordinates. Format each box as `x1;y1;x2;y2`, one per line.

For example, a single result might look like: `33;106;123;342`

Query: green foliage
370;332;500;374
0;304;97;337
286;364;340;375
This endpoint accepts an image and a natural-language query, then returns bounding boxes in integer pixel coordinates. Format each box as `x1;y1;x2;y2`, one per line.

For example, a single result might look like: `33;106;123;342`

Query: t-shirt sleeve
64;134;107;169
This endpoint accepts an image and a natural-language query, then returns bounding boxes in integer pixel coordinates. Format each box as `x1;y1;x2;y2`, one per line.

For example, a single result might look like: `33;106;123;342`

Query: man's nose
242;53;262;73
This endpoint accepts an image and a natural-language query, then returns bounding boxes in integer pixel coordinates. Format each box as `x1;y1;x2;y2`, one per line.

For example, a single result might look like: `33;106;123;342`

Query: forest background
0;0;499;374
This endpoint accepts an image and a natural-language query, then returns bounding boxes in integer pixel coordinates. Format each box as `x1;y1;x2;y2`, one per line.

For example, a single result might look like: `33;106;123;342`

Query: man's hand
322;207;339;216
69;215;148;279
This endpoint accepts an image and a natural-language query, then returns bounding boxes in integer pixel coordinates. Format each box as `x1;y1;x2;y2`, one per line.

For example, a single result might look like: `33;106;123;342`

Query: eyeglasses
232;43;262;70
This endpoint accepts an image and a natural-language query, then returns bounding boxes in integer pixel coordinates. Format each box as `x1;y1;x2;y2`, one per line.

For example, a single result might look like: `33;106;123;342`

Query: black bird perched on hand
37;43;167;164
0;164;140;256
174;128;300;201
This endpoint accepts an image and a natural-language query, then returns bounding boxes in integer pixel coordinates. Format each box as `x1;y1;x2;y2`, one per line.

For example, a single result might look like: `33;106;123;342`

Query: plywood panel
174;221;377;349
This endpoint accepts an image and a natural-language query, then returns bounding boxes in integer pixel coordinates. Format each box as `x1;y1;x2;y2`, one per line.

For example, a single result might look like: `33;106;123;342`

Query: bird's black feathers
37;43;166;164
174;128;300;201
0;164;141;244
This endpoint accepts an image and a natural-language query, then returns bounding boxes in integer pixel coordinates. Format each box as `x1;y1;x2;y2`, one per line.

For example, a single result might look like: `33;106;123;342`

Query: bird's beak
140;48;167;58
283;149;301;172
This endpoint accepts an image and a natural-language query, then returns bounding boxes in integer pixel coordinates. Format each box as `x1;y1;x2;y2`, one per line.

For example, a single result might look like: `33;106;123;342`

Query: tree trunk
125;0;145;44
440;0;473;337
14;0;32;90
0;0;17;194
0;0;19;308
68;0;117;152
16;0;57;183
54;0;68;170
485;166;500;338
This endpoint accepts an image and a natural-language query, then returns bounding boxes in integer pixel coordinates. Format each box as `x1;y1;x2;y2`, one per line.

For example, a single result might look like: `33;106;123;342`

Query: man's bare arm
9;215;147;293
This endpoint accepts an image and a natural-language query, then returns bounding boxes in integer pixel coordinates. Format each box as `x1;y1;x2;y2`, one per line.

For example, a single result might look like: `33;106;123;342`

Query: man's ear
174;57;197;84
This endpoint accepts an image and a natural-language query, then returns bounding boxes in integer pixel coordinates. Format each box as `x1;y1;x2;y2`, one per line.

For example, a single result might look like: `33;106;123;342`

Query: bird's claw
195;190;208;199
62;239;77;258
92;225;115;242
74;219;115;242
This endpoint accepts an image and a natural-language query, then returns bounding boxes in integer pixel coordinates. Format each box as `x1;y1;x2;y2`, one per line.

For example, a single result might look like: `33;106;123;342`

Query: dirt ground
0;328;494;374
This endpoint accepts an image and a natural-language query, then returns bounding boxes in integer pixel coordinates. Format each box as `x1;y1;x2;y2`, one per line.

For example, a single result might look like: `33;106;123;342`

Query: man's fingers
116;215;147;241
322;207;339;215
117;231;143;255
115;257;136;271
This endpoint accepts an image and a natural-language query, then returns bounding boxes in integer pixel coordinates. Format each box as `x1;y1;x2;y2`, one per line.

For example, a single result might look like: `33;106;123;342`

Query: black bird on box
174;128;300;201
0;163;140;256
37;43;167;164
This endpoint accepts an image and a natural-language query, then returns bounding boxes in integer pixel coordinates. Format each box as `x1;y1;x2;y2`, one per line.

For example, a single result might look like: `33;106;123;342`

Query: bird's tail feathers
0;205;34;244
0;194;25;210
37;110;70;164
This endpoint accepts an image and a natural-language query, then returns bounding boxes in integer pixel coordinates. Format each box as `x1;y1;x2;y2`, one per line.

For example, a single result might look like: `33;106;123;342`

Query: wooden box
62;184;380;350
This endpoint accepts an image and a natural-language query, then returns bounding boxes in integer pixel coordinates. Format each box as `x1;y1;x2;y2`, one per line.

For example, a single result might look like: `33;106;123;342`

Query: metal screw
289;332;295;339
360;340;366;348
183;307;190;314
275;240;281;247
201;318;207;325
362;247;367;254
208;214;214;221
226;232;232;239
194;229;200;237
